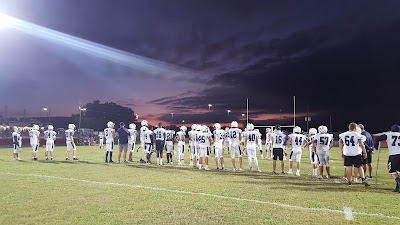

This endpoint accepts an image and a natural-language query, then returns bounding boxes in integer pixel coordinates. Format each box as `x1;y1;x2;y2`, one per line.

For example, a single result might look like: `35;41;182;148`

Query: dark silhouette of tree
72;100;137;131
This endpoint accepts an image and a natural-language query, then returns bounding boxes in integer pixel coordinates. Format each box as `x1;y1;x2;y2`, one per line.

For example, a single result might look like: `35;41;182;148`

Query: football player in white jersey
44;125;57;160
165;127;175;164
228;121;243;171
138;120;148;163
244;123;261;172
241;128;248;156
270;125;286;174
213;123;226;170
339;122;369;186
313;126;333;178
143;126;154;163
12;127;22;160
255;129;263;158
29;125;40;161
98;132;104;149
188;124;195;166
265;128;273;159
153;122;167;165
286;126;306;176
305;128;318;176
65;124;78;160
374;124;400;192
127;123;137;162
176;126;186;165
195;125;202;166
224;127;230;154
198;125;212;170
104;121;116;162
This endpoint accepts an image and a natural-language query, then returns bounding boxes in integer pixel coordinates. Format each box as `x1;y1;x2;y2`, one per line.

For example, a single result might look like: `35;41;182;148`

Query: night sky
0;0;399;132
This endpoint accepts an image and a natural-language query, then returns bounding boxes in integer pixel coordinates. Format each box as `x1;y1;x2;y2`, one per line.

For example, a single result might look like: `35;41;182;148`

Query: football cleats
231;121;238;128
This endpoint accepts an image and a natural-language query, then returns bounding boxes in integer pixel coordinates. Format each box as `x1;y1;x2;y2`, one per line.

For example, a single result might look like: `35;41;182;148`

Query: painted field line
1;172;399;221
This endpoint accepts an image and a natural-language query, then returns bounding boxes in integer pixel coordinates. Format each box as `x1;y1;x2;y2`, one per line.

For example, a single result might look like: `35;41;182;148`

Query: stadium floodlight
208;104;212;111
43;108;50;123
241;113;245;118
227;110;231;117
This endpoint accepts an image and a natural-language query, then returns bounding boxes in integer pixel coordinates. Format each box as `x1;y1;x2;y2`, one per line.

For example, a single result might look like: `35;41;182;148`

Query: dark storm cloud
151;19;400;132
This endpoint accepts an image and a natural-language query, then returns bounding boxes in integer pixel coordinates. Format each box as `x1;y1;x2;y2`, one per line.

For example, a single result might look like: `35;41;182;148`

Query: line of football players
11;124;78;161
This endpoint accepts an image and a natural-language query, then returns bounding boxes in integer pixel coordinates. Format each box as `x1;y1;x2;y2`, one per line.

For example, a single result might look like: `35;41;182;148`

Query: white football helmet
356;126;362;134
266;128;271;133
231;121;238;128
309;128;317;135
129;123;136;129
254;128;259;133
246;123;254;131
13;126;19;132
33;125;39;130
213;123;221;130
225;127;229;132
202;125;208;132
293;126;301;134
318;125;328;134
140;120;148;126
107;121;114;128
180;126;187;132
196;125;201;131
48;125;54;130
68;124;76;130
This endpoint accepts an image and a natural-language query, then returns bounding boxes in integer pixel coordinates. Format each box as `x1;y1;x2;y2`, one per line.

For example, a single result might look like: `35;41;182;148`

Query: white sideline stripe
344;207;354;221
1;172;399;221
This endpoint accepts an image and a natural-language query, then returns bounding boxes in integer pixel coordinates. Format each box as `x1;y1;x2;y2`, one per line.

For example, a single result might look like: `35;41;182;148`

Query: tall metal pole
246;98;249;124
293;95;296;126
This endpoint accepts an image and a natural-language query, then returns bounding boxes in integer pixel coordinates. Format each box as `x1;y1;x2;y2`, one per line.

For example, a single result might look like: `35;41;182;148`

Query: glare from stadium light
0;12;204;80
43;108;48;111
0;12;11;28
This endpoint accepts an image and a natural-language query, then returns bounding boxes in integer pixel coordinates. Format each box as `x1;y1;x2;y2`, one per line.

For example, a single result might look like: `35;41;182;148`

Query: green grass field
0;144;398;225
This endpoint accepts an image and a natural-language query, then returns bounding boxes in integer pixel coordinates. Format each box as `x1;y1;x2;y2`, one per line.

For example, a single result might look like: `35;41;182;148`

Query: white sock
297;169;300;173
160;158;163;165
157;158;160;165
254;157;259;168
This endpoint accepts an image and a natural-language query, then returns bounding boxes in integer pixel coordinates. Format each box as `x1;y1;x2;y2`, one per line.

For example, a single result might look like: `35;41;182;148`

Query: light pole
43;108;50;124
79;107;87;130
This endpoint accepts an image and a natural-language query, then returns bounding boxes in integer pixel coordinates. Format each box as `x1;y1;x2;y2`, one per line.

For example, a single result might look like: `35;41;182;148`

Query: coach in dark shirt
118;122;129;163
360;124;374;178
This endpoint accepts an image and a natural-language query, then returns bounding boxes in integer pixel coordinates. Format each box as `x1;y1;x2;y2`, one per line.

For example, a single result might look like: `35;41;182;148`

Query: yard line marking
1;172;399;221
343;207;354;221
